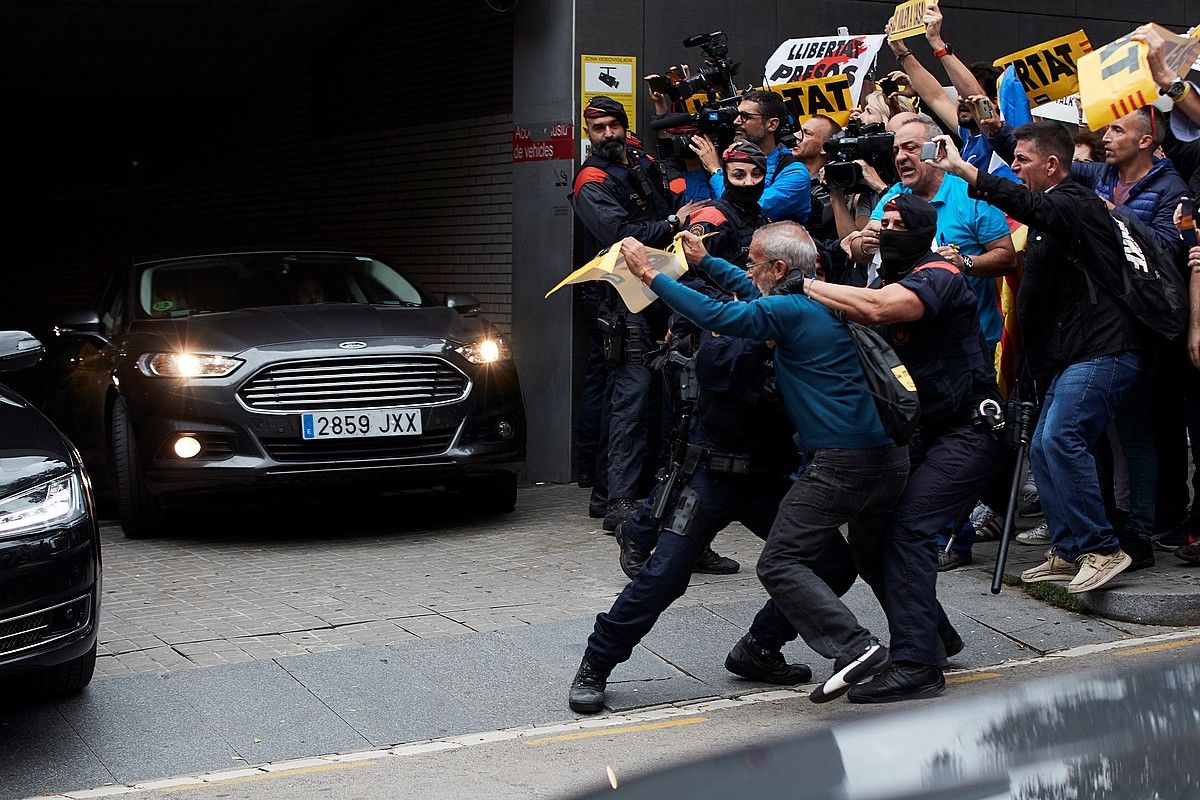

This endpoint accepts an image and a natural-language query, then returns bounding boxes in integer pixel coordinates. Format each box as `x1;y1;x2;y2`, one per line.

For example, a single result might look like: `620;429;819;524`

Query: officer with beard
804;194;1003;702
570;96;706;528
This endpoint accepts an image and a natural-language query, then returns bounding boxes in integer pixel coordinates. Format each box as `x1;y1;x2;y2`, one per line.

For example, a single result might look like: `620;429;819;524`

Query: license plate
301;408;422;440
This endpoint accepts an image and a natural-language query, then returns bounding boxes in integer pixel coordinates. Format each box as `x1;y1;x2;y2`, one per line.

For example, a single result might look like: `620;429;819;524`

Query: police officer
570;96;706;526
805;194;1005;702
681;141;768;266
569;329;849;713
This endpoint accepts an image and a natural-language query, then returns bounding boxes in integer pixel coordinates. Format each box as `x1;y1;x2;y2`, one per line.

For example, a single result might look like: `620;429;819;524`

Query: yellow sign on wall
994;30;1092;107
580;55;637;160
1079;24;1200;131
887;0;929;42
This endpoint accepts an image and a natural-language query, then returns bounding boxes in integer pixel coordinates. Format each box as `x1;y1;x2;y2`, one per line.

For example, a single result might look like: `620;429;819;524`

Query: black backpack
1092;208;1188;342
844;320;921;445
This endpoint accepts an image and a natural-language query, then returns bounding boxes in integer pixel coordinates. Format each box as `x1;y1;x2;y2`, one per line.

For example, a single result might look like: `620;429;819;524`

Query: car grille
238;356;469;412
261;429;456;463
0;595;91;658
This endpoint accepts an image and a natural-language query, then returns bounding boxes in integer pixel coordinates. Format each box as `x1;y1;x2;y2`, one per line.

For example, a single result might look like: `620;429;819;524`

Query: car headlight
0;473;86;539
136;352;243;378
455;337;512;364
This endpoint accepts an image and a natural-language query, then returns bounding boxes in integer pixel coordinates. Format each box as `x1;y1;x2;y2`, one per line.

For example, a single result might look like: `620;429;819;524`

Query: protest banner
545;240;689;314
994;30;1092;106
769;74;856;126
763;34;886;105
888;0;929;42
1078;24;1200;131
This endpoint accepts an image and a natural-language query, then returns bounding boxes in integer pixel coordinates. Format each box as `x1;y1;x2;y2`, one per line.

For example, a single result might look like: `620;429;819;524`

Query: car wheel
28;643;97;697
110;396;163;539
462;473;517;514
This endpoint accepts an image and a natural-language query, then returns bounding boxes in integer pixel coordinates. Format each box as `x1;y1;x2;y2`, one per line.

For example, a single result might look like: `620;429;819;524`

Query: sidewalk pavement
2;483;1196;799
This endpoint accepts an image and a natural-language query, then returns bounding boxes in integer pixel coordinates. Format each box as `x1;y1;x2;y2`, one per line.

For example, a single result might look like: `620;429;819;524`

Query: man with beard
691;90;813;224
604;223;910;708
805;194;1004;702
570;96;705;530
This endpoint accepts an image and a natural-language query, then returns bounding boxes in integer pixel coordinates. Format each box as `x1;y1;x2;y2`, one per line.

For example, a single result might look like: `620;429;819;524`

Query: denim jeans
585;468;802;672
755;445;909;665
1030;352;1143;562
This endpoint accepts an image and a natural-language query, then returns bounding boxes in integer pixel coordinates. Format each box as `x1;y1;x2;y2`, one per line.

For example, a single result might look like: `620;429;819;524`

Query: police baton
992;400;1038;594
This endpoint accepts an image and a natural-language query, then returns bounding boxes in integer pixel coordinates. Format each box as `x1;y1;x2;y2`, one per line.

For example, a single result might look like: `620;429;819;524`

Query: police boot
615;523;652;581
603;499;640;532
725;634;812;685
693;547;739;575
568;657;609;714
588;488;609;519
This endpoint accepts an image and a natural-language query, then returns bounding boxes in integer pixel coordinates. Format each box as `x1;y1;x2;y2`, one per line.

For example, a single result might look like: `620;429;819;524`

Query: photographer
804;194;1003;701
791;114;844;242
570;96;706;528
692;90;813;225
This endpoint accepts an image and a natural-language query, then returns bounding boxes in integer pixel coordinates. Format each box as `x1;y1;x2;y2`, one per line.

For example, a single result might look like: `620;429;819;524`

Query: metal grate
260;430;455;463
238;356;469;412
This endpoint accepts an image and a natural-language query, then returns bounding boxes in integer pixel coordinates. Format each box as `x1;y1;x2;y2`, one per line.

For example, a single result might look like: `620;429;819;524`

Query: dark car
44;251;526;538
573;658;1200;799
0;331;101;695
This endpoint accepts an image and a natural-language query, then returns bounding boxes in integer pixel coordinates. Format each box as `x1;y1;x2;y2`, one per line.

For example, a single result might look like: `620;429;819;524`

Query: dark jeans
1031;352;1142;562
1154;342;1200;529
755;445;909;665
887;420;1004;666
585;468;805;672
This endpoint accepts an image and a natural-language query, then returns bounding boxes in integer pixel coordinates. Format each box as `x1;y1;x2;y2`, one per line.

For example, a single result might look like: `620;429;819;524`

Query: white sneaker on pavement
1016;522;1050;546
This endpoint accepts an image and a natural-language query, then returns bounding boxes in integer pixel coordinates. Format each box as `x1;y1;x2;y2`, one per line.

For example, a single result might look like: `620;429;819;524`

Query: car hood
128;304;493;353
0;383;73;498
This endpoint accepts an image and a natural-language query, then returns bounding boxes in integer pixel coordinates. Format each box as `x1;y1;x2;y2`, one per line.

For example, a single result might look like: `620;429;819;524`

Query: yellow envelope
545;243;689;314
1078;23;1200;131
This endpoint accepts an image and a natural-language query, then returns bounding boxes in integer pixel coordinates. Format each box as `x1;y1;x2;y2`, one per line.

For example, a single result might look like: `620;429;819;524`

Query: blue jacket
709;145;812;224
1070;158;1188;258
651;255;890;451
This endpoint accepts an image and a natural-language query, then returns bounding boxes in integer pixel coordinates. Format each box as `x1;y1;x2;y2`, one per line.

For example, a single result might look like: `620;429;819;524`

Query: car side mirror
54;311;109;347
445;293;481;317
0;331;45;373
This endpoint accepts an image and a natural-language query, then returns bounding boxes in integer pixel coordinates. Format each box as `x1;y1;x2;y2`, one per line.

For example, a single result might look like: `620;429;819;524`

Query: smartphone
880;77;901;95
645;74;674;96
1181;197;1199;247
971;97;996;123
920;141;941;162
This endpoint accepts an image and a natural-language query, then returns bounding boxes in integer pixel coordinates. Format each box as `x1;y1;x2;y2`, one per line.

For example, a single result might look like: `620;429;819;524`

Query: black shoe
588;490;609;519
809;641;888;704
847;661;945;704
1177;542;1200;565
1154;521;1199;552
724;634;812;685
615;523;652;581
937;550;972;572
1117;530;1155;571
694;547;740;575
602;499;640;532
1019;498;1043;518
568;657;609;714
577;476;594;489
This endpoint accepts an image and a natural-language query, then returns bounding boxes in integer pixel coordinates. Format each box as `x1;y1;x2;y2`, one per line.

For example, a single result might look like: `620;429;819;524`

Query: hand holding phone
971;97;996;123
920;141;941;162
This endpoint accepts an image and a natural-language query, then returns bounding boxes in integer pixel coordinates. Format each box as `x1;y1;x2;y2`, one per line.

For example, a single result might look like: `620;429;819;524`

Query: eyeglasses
744;259;774;272
734;111;768;121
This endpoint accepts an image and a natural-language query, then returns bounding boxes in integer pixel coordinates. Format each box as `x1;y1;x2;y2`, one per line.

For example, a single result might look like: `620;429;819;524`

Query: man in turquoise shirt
849;115;1015;351
615;223;908;704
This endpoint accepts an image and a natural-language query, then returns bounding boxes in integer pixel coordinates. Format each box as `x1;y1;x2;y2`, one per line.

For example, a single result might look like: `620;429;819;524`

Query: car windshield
135;253;426;318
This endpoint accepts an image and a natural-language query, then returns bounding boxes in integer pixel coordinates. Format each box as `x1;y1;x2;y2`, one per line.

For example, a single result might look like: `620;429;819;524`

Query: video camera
822;118;896;193
648;32;744;154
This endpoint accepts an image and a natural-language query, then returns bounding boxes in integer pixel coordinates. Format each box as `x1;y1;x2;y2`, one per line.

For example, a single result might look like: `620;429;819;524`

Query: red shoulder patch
573;166;608;194
687;206;728;226
669;177;687;194
912;259;959;275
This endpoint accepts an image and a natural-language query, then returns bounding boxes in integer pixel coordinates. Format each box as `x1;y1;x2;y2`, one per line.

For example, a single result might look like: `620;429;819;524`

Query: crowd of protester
566;4;1200;711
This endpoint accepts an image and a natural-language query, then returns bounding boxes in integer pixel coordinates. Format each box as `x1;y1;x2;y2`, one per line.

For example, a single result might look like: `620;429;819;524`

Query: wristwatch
1163;77;1189;100
667;214;681;232
932;44;954;59
961;253;975;275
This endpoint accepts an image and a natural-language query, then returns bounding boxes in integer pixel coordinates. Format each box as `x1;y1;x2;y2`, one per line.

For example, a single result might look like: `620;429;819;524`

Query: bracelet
896;51;914;61
933;44;953;58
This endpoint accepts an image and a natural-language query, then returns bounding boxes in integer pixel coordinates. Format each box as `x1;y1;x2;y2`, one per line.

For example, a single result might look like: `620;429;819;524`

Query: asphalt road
104;635;1200;800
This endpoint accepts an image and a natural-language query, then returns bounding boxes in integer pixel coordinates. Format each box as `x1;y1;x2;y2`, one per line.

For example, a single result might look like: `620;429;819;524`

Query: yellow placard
994;30;1092;107
767;75;855;126
1078;24;1200;131
888;0;929;42
546;241;688;314
581;55;637;160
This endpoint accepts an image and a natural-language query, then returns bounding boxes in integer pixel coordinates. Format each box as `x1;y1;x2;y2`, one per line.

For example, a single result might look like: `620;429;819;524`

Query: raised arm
885;20;959;131
924;4;987;107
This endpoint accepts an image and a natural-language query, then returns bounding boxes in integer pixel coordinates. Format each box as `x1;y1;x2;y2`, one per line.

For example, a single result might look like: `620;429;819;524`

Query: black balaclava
879;193;938;284
722;140;768;210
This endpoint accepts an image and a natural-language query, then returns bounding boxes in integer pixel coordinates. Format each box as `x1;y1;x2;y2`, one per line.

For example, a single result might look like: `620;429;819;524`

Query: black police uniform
581;333;859;677
570;139;677;508
874;249;1005;675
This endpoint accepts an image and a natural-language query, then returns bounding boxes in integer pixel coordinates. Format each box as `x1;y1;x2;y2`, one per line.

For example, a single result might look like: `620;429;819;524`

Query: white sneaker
1016;522;1050;546
1067;550;1132;594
